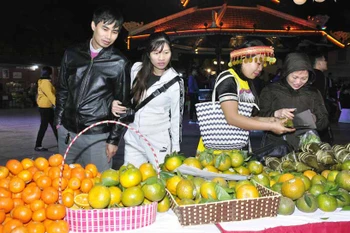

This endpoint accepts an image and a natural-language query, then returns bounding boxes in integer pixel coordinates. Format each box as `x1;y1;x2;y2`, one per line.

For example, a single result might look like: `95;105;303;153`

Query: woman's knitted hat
281;52;315;79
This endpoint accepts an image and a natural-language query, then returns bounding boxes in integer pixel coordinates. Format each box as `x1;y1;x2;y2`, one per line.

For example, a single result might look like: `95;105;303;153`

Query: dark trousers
35;107;58;147
189;93;198;120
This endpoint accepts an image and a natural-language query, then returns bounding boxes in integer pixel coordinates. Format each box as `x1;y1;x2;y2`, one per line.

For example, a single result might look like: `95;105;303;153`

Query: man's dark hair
309;51;325;67
41;66;52;77
92;5;124;29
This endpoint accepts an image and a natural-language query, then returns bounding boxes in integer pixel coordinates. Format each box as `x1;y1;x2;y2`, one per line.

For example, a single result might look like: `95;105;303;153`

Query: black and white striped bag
195;73;254;150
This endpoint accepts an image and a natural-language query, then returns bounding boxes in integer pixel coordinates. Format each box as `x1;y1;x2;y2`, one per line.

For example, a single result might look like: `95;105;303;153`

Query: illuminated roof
126;4;344;55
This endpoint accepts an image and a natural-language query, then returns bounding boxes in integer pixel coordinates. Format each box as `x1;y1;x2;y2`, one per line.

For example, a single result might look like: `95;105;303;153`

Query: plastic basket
167;183;281;226
59;120;159;232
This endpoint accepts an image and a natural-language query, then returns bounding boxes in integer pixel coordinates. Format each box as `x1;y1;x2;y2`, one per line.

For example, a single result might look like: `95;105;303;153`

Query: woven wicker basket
168;183;281;226
59;120;159;232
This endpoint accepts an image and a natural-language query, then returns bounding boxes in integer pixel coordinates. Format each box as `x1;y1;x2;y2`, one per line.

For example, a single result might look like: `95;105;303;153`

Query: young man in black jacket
55;5;131;172
310;52;334;144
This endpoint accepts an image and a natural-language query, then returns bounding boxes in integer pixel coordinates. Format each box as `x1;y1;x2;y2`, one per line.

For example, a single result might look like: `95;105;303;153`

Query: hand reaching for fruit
274;108;296;119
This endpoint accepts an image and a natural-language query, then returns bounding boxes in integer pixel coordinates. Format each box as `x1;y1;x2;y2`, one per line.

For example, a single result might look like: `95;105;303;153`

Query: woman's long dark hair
132;32;172;104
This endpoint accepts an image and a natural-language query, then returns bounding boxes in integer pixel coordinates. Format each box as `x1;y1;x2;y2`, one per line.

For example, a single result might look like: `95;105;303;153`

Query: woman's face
286;70;309;90
150;43;171;76
241;55;264;79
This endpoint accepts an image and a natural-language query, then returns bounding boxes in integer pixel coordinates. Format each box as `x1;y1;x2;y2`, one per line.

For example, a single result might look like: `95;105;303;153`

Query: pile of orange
71;162;170;212
0;154;100;233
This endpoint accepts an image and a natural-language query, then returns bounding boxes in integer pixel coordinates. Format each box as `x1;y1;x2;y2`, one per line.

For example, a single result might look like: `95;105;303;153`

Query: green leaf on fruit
216;185;232;201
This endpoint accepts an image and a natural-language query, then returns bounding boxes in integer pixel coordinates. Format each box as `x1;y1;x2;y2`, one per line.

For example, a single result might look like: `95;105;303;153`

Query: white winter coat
129;62;184;152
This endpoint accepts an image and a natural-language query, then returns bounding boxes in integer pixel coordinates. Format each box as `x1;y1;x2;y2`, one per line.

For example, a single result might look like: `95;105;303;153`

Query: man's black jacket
55;40;131;145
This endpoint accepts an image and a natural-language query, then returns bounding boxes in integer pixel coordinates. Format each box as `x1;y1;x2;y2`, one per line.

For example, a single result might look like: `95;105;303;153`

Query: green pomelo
278;196;295;215
100;168;119;186
271;182;283;194
309;184;325;197
335;189;350;208
317;193;338;212
335;170;350;191
296;193;318;213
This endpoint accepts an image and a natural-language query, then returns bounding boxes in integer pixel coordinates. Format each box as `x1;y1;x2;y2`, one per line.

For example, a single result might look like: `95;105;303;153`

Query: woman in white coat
112;32;184;168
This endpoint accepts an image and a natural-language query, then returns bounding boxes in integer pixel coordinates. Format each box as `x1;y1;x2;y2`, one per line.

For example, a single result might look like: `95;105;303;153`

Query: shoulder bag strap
211;69;237;110
134;76;181;112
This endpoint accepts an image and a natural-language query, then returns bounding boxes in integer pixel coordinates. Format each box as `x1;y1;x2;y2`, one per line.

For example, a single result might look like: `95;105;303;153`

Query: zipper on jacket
75;58;94;130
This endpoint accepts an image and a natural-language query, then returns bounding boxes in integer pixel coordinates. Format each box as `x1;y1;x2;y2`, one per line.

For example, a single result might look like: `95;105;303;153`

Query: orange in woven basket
168;183;281;226
59;120;160;232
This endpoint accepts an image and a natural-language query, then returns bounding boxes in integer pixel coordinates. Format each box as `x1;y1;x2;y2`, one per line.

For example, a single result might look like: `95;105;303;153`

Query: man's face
91;21;120;50
318;56;328;72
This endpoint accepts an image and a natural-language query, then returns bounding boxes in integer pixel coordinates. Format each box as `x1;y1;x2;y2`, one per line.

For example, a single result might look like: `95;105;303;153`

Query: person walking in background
28;82;37;107
259;52;329;150
35;66;57;151
310;52;333;144
112;32;184;168
55;5;131;172
188;68;199;124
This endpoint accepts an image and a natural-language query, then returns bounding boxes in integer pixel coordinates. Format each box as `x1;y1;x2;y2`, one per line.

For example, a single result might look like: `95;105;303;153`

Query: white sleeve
170;79;184;152
130;62;142;88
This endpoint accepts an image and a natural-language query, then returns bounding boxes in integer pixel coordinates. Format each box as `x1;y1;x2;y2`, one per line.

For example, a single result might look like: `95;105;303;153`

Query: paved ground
0;107;201;169
1;107;350;170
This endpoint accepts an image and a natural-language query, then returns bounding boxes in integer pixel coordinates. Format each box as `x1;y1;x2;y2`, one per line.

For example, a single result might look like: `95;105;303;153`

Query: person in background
35;66;57;151
55;5;131;172
271;68;282;83
259;52;329;150
112;32;184;168
28;82;37;107
188;68;199;124
197;39;295;152
310;52;328;100
339;82;350;109
310;52;333;144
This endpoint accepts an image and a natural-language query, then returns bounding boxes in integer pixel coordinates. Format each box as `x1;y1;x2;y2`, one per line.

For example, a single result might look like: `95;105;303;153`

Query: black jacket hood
281;52;315;83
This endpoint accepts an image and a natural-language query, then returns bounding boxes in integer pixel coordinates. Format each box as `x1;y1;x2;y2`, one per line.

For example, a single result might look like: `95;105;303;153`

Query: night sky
1;0;348;65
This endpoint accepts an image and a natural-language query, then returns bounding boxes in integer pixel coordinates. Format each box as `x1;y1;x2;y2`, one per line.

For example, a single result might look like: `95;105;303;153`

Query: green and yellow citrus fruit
228;150;245;168
88;185;111;209
166;175;182;196
200;181;217;200
109;186;122;207
157;195;171;212
278;196;295;215
213;154;231;171
281;177;305;200
100;168;119;187
176;179;196;200
335;170;350;191
119;166;142;188
183;157;202;169
295;193;318;213
121;186;144;207
247;160;264;175
142;177;166;202
317;193;338;212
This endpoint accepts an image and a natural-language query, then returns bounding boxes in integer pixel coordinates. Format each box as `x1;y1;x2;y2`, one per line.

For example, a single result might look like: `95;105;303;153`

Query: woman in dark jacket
259;52;329;150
